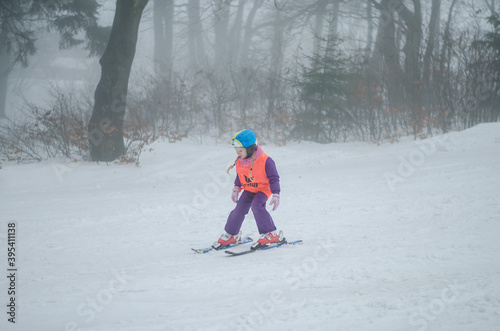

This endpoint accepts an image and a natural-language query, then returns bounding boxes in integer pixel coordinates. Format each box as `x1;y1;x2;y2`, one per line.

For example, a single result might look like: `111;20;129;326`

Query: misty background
1;0;499;164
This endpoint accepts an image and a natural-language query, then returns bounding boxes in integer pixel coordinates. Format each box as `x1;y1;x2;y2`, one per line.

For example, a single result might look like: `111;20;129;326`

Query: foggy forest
2;2;500;329
1;0;499;163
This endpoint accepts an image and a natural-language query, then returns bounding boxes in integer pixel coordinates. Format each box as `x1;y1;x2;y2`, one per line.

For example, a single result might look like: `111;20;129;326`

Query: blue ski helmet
232;129;257;158
232;129;257;148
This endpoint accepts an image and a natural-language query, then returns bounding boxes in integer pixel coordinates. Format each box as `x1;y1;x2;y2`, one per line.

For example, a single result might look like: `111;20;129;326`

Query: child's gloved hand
269;193;280;211
231;186;241;203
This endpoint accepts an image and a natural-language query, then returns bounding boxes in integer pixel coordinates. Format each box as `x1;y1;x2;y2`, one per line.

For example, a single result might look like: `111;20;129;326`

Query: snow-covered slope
1;124;499;331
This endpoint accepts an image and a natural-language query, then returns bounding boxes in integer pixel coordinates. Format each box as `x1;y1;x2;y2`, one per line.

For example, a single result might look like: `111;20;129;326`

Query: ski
191;236;253;254
225;239;303;256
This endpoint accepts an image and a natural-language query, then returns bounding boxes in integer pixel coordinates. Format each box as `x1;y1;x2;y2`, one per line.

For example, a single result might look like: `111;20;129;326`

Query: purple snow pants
225;191;277;235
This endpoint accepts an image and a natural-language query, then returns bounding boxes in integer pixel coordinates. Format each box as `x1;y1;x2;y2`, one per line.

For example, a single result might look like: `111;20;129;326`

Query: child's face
234;147;247;158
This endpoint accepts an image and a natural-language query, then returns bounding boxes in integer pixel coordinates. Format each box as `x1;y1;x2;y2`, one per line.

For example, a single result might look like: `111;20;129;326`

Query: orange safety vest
236;152;272;198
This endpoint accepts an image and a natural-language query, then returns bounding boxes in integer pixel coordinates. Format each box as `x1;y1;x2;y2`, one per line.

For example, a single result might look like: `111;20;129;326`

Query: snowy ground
1;123;500;331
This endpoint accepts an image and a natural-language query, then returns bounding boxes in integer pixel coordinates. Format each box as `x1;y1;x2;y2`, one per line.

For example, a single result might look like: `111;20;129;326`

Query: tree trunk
422;0;441;135
312;0;328;55
439;0;458;76
326;0;340;46
365;0;374;61
400;0;422;88
0;52;11;119
240;0;263;65
213;0;231;71
154;0;174;76
187;0;206;70
229;0;246;66
399;0;423;137
267;8;285;119
422;0;440;86
378;0;404;108
88;0;149;162
435;0;458;132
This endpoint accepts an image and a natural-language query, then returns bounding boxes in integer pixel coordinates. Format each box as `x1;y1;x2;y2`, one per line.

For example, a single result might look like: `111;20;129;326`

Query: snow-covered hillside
1;124;500;331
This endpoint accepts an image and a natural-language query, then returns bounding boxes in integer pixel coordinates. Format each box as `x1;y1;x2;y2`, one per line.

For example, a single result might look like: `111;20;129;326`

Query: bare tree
187;0;207;70
88;0;149;162
229;0;246;66
154;0;174;76
240;0;264;66
422;0;441;87
312;0;329;55
267;7;285;119
365;0;375;60
372;0;405;107
435;0;459;132
325;0;340;51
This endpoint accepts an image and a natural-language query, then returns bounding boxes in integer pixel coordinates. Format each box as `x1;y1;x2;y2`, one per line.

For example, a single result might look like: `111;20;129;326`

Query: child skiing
212;129;282;250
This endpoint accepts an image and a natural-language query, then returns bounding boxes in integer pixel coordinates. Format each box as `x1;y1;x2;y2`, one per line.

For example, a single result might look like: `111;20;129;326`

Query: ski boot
251;230;284;250
212;231;241;250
